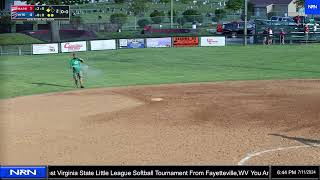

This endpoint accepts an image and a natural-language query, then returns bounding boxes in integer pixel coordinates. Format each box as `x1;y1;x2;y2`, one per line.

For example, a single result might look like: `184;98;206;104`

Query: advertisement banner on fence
119;39;144;48
173;37;199;47
61;41;87;52
32;43;59;55
201;37;225;46
146;37;171;48
90;40;116;51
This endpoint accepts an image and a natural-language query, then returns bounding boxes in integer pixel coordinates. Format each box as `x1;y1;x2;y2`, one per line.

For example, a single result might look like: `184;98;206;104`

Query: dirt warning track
1;80;320;165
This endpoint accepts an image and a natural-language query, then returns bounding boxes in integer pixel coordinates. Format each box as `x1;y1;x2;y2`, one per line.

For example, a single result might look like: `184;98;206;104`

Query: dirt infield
1;80;320;165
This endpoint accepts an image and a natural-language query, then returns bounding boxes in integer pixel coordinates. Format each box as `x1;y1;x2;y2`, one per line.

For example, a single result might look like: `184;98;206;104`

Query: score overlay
11;5;70;20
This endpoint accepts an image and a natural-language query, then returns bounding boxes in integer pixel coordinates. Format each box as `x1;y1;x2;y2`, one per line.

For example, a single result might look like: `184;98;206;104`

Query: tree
137;18;150;28
241;1;254;21
29;0;87;5
130;0;148;16
27;0;60;4
182;9;203;23
295;0;305;8
181;0;192;4
48;0;60;4
0;15;15;26
168;9;177;22
115;0;125;3
225;0;243;12
160;0;169;3
177;17;186;27
214;9;226;22
150;10;165;24
110;13;128;28
0;15;15;33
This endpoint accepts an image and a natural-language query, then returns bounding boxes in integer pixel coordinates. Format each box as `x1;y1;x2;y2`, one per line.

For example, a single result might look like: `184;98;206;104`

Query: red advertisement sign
173;37;199;47
64;43;83;51
11;5;34;12
61;41;87;52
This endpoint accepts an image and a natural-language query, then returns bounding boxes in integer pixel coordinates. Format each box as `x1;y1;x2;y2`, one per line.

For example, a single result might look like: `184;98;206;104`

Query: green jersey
70;58;82;73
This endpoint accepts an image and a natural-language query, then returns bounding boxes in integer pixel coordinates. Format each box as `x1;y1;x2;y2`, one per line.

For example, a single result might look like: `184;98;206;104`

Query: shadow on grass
30;82;73;88
269;133;320;147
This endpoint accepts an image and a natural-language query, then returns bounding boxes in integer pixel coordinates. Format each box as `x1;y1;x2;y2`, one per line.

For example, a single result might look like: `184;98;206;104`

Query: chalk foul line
238;144;320;165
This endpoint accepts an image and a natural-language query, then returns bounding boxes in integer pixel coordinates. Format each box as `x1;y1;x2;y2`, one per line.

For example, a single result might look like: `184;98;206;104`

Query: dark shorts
72;67;82;79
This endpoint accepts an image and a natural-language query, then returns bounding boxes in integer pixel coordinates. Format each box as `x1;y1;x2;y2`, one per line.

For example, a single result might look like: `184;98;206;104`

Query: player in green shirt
69;53;85;88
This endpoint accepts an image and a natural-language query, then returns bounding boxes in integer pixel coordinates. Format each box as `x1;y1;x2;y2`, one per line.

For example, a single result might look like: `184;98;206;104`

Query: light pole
244;0;247;46
170;0;173;28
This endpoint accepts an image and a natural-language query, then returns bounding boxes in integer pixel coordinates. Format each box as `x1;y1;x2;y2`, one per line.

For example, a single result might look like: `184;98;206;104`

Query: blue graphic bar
11;12;34;19
305;0;320;15
0;166;47;179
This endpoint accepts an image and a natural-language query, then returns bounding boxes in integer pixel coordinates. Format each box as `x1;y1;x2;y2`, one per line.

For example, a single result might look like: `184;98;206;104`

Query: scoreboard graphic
11;5;70;20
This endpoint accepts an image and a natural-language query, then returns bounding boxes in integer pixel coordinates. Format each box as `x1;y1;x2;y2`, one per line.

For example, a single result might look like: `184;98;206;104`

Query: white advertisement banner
32;43;59;55
61;41;87;52
201;37;225;46
146;37;172;48
90;40;116;51
119;39;128;48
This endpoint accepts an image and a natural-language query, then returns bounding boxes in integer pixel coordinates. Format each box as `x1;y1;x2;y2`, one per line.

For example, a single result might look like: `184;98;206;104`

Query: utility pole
244;0;247;46
170;0;173;28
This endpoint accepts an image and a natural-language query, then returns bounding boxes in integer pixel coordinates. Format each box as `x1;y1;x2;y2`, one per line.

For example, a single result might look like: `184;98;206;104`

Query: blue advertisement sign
0;166;47;179
305;0;320;14
119;39;144;48
127;39;145;48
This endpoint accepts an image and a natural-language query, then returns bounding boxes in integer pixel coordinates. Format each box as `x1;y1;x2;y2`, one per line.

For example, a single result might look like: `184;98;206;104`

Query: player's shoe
80;85;84;88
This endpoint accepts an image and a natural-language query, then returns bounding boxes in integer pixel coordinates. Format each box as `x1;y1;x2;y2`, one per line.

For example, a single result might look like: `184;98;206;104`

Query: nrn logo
308;5;318;9
10;169;37;176
0;166;47;179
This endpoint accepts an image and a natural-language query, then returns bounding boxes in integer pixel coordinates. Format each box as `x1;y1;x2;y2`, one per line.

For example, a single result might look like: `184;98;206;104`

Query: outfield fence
1;33;320;56
0;36;224;56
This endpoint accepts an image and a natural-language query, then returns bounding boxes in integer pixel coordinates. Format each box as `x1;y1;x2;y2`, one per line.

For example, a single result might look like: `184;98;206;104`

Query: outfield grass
1;45;320;99
0;33;43;46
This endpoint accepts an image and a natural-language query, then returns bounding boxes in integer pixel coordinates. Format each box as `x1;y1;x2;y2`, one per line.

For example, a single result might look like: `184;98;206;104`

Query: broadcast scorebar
11;5;70;20
0;166;320;179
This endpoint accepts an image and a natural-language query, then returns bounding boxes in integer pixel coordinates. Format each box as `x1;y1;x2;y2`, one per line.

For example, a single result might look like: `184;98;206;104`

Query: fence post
18;45;22;56
135;16;137;31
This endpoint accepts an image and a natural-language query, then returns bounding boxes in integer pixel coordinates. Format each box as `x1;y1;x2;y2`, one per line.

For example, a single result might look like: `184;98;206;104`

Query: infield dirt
1;80;320;165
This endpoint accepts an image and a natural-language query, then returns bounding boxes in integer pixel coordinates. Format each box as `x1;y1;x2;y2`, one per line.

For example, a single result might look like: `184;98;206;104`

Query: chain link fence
2;7;320;56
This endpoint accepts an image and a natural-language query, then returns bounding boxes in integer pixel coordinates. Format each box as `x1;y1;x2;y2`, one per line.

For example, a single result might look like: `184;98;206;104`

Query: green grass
0;33;43;46
1;45;320;99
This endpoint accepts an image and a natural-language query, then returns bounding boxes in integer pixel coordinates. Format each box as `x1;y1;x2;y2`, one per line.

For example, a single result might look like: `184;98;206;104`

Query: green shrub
114;0;125;3
150;10;166;24
110;13;128;27
137;19;151;28
0;15;15;25
167;10;177;22
214;9;226;22
182;9;203;23
177;17;186;26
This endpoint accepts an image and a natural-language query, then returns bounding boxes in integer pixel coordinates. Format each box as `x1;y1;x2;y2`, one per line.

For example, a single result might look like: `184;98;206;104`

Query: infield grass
1;45;320;99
